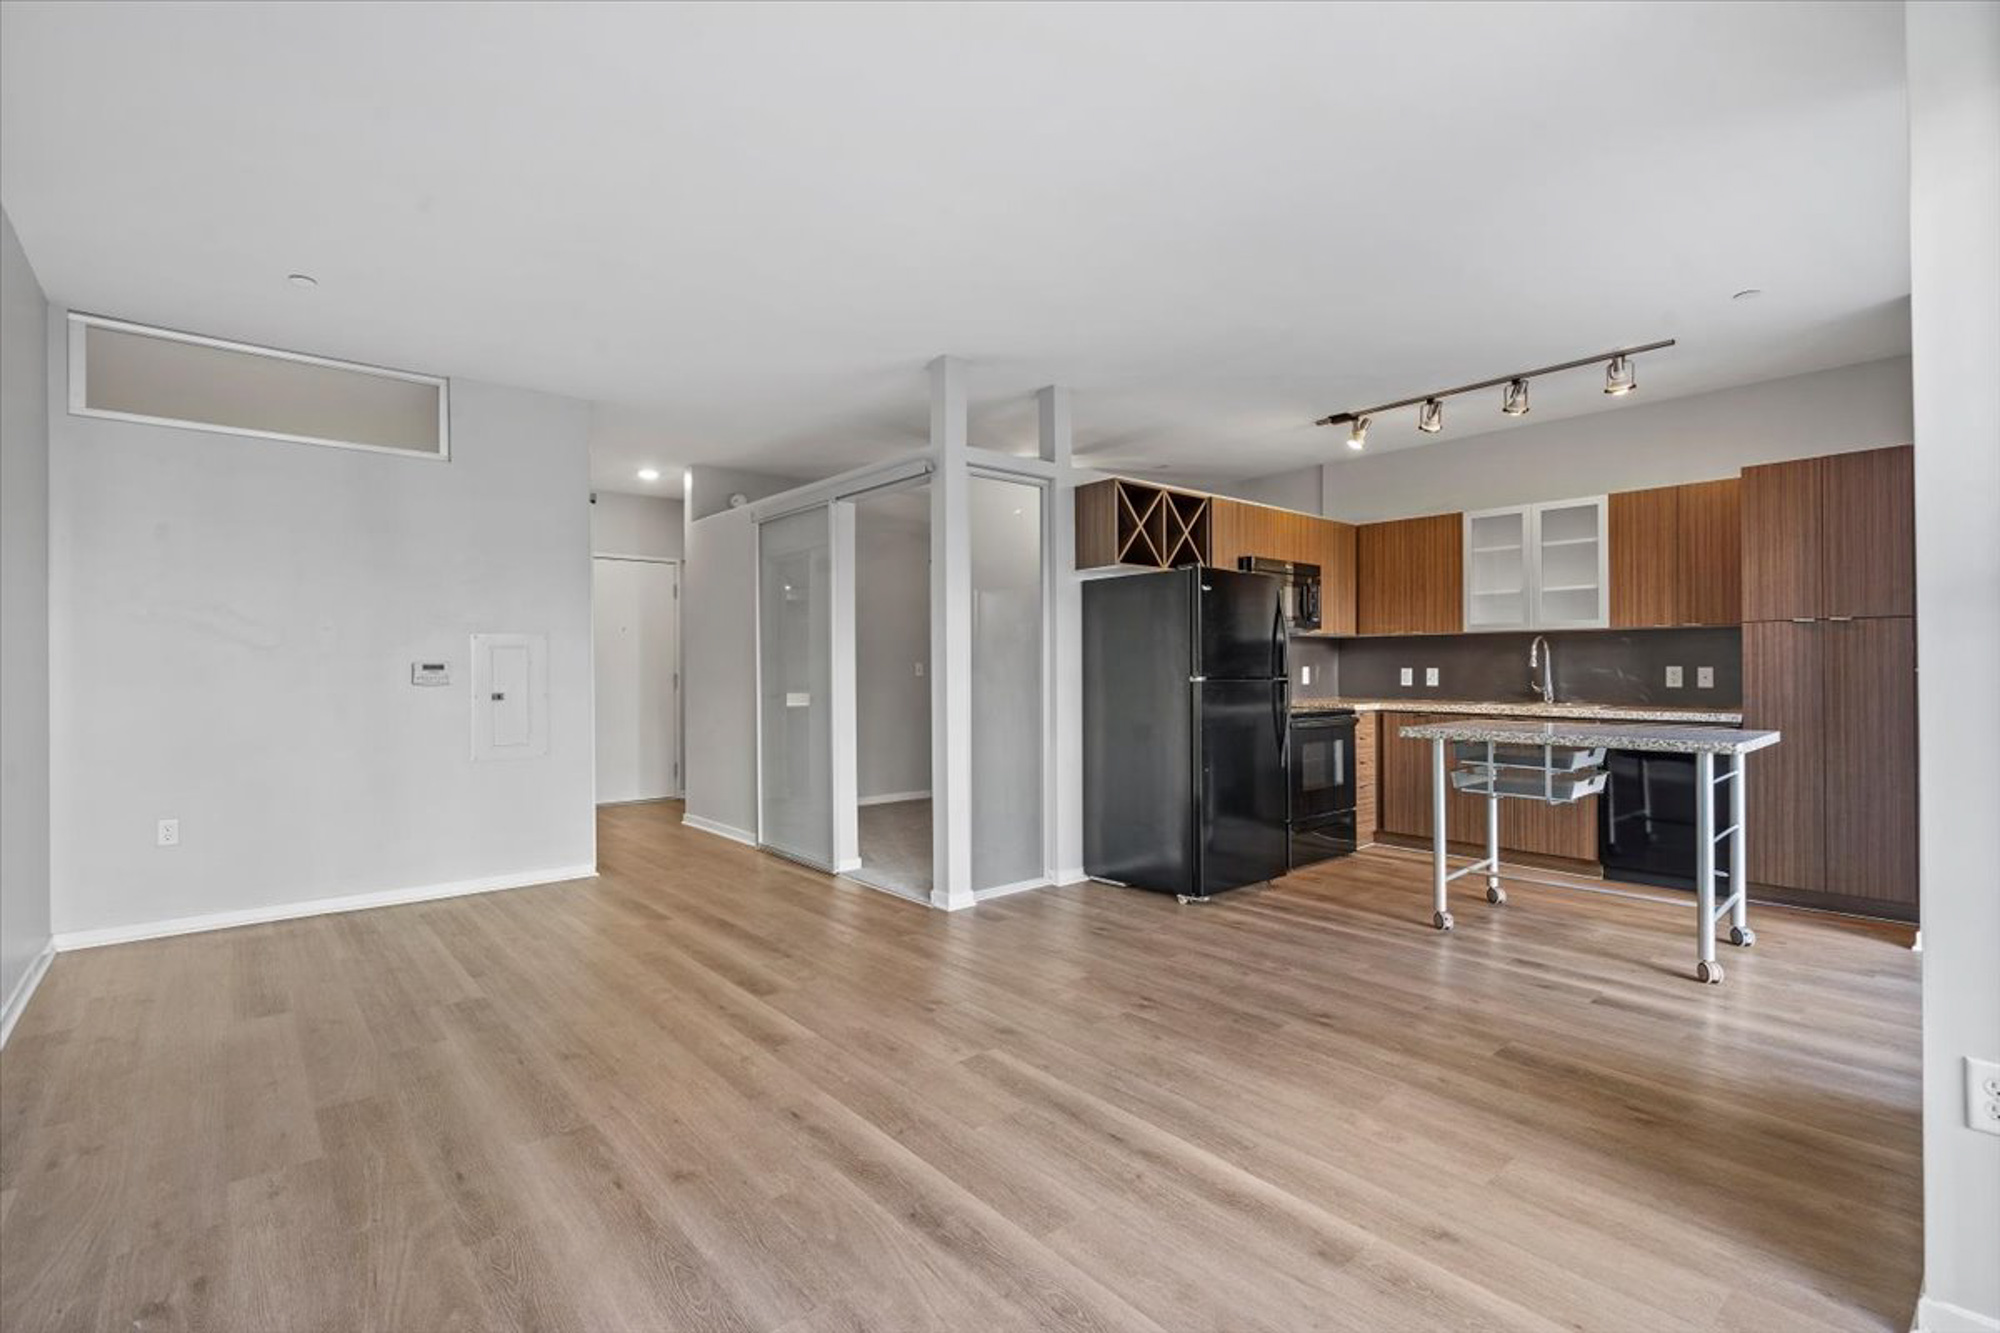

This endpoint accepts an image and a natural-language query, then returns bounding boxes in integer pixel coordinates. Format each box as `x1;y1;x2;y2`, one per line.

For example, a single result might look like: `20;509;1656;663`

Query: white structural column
1910;3;2000;1330
928;356;975;909
1039;385;1086;885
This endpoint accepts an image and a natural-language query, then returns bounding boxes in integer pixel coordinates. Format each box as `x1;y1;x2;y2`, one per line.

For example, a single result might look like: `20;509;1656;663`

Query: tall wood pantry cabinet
1739;445;1918;919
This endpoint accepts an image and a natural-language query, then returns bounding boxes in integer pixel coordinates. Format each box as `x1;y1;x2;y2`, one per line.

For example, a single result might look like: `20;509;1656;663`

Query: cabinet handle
1790;617;1816;624
1827;615;1853;622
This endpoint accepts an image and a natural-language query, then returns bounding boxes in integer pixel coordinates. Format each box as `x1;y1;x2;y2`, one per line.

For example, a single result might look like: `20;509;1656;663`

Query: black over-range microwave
1238;556;1320;633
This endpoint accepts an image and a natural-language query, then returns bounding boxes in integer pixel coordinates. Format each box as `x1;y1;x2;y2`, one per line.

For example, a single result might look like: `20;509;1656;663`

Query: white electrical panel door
1464;506;1533;631
471;632;549;761
1534;497;1610;629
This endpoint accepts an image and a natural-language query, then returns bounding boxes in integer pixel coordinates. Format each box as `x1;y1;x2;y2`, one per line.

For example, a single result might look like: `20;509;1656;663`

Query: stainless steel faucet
1529;634;1556;704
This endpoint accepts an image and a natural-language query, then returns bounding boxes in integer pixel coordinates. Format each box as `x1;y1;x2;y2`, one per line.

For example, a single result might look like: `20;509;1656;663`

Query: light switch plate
1424;667;1440;687
1301;665;1314;686
1665;666;1684;689
1696;666;1715;689
1399;667;1414;687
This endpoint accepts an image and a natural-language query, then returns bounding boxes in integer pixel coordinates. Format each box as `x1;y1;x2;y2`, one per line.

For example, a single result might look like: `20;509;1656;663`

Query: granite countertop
1397;716;1780;755
1291;697;1744;725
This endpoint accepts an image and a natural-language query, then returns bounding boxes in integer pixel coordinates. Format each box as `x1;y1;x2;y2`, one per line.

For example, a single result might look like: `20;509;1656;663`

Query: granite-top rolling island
1398;717;1781;985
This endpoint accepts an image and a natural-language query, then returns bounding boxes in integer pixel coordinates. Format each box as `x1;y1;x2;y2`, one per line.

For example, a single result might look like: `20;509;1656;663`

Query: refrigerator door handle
1270;597;1287;681
1275;680;1290;771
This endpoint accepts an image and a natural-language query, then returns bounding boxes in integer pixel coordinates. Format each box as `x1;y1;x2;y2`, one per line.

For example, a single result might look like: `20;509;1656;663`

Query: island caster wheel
1696;959;1724;985
1432;910;1454;932
1728;926;1756;947
1485;884;1507;906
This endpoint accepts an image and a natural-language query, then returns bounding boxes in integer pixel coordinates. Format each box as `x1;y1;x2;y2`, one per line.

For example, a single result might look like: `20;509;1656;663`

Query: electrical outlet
156;819;179;847
1665;665;1684;689
1424;667;1440;687
1697;666;1715;689
1968;1057;2000;1136
1399;667;1414;687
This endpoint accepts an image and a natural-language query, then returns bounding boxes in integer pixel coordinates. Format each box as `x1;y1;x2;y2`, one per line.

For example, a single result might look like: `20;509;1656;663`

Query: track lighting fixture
1603;354;1636;396
1313;338;1673;444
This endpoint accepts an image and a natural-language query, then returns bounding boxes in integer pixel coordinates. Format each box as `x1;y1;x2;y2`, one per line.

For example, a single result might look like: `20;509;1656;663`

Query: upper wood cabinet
1742;447;1913;621
1076;478;1211;570
1821;446;1914;618
1608;477;1741;628
1357;514;1463;635
1675;478;1742;625
1078;482;1357;633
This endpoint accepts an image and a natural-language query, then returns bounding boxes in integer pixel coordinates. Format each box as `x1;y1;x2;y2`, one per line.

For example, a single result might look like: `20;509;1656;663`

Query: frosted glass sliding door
969;475;1045;892
758;507;834;869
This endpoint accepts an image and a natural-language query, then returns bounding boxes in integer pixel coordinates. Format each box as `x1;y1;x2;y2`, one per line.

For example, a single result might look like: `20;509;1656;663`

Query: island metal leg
1484;763;1506;905
1727;752;1755;948
1431;738;1452;930
1694;751;1723;983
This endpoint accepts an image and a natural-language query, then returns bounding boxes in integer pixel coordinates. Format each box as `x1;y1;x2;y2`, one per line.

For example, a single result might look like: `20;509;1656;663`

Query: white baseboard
857;790;931;807
1052;865;1088;887
974;876;1052;902
681;813;757;846
0;942;57;1050
50;863;599;953
1919;1294;2000;1333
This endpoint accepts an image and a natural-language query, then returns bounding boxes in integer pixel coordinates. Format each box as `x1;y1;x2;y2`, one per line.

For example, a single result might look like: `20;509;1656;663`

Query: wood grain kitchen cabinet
1076;478;1211;570
1211;498;1356;634
1675;478;1741;625
1821;446;1915;618
1741;457;1822;621
1353;713;1378;839
1742;446;1914;623
1375;711;1438;838
1609;486;1679;628
1357;514;1462;636
1742;620;1826;894
1822;617;1918;907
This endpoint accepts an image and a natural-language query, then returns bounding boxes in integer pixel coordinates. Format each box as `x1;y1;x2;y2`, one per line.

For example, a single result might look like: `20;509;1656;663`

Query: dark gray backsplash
1294;626;1742;707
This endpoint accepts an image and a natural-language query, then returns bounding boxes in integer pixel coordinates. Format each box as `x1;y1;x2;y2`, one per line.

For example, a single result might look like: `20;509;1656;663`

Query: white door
593;558;680;803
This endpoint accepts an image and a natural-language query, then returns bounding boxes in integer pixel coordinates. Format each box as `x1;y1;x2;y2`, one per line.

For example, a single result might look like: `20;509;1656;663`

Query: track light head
1347;416;1370;451
1417;398;1444;434
1502;378;1531;416
1604;354;1637;396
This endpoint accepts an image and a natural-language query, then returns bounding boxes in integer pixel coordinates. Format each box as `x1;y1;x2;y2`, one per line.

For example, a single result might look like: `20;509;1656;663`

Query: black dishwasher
1598;750;1731;891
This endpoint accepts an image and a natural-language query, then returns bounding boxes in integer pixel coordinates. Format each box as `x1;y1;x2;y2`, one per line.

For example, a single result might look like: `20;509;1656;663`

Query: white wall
854;500;930;801
680;505;760;840
590;490;683;560
1250;356;1911;522
1209;464;1323;515
686;464;806;522
48;308;597;939
1910;5;2000;1330
1;209;52;1021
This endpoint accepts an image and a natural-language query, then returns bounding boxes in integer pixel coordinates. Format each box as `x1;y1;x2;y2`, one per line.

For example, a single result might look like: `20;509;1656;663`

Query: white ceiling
1;2;1909;494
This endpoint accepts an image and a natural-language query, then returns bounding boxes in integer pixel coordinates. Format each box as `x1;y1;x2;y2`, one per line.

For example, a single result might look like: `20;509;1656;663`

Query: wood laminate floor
0;802;1922;1332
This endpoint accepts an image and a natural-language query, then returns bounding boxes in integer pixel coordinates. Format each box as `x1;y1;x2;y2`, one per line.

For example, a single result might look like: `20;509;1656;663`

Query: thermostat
411;661;452;687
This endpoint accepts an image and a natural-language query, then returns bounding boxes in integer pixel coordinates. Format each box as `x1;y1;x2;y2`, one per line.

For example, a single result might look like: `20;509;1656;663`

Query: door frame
590;554;683;804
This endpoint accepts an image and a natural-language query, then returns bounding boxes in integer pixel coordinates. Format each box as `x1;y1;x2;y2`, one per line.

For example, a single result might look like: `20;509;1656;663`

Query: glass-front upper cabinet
1462;496;1608;631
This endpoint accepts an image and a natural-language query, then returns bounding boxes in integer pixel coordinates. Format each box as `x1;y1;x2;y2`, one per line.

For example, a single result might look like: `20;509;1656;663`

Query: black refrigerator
1083;566;1291;898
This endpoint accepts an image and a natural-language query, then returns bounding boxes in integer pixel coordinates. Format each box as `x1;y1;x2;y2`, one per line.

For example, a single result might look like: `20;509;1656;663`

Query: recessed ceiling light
1732;288;1763;301
636;467;660;482
287;273;318;289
